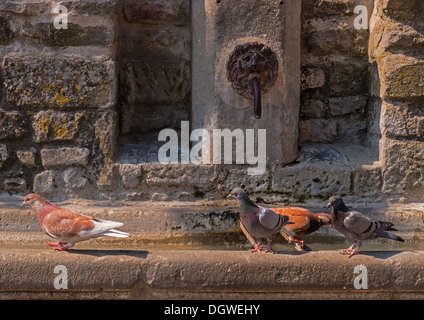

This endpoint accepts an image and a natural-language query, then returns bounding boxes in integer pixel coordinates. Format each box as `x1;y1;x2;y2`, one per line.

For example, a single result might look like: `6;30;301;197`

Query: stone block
123;0;189;26
32;110;88;142
382;102;424;139
22;22;115;47
0;109;28;140
298;119;337;143
381;139;424;197
119;61;190;105
33;170;55;195
94;110;118;159
0;1;50;16
63;167;89;189
385;63;424;100
303;18;368;57
0;15;14;45
329;96;367;116
327;63;367;97
4;178;26;192
353;166;383;197
60;0;117;16
301;67;326;91
151;192;169;201
0;144;8;169
300;99;326;118
41;147;90;168
272;163;352;199
2;53;116;109
118;164;143;189
121;25;190;62
16;150;36;167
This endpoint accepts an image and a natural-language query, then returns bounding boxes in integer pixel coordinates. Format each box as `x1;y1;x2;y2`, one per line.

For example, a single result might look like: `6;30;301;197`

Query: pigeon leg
265;241;277;254
249;243;262;253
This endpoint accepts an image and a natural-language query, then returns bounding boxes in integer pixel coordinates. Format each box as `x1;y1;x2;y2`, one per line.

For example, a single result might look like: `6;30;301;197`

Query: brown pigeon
271;207;331;251
22;194;129;250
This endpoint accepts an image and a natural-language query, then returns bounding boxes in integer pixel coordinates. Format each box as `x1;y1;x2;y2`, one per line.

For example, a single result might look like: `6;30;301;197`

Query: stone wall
0;0;423;202
299;0;373;144
0;0;118;200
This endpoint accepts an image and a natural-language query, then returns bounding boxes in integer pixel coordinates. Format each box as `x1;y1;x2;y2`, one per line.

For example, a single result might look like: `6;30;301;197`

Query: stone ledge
0;249;423;299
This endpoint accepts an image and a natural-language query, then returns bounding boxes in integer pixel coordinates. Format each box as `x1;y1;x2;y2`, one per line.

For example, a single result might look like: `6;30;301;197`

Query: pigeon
326;195;404;257
271;207;331;251
228;188;292;253
22;193;129;251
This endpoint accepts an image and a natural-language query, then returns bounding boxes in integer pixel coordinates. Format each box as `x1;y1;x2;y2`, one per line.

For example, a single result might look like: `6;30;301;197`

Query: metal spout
252;76;261;119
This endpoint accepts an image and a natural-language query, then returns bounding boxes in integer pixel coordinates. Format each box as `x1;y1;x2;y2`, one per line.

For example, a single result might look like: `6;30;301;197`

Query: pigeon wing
272;207;311;233
258;207;289;232
343;210;375;237
42;208;95;239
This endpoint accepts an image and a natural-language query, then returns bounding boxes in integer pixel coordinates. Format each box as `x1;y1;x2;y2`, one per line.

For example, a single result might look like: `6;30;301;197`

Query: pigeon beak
21;201;26;207
325;202;331;208
227;193;234;199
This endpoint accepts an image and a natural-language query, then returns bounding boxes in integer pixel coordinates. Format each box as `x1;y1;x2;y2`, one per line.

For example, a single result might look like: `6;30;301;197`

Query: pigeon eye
233;193;237;196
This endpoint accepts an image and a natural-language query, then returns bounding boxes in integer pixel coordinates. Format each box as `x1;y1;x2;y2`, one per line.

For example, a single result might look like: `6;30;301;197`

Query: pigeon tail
376;230;405;242
101;229;130;238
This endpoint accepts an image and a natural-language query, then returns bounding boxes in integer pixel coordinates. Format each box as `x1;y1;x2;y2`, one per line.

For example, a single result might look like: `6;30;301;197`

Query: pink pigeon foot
338;248;359;257
46;241;61;247
249;243;263;253
264;243;277;254
53;246;72;251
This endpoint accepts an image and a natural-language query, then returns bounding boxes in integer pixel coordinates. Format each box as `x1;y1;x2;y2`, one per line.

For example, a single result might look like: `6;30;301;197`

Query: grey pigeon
228;188;292;253
326;195;404;256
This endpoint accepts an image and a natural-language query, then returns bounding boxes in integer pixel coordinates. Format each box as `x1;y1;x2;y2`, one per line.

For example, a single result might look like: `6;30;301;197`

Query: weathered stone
16;150;36;167
0;1;50;16
273;162;352;199
95;110;118;159
381;139;424;196
0;144;8;169
4;178;26;192
118;164;143;189
300;99;326;118
33;170;55;195
151;192;169;202
327;63;367;97
385;63;424;100
32;110;87;142
382;102;424;139
41;147;90;168
122;26;190;62
353;166;383;197
0;110;28;140
22;22;115;47
60;0;117;16
0;15;14;45
301;67;326;90
124;0;189;26
303;18;368;57
2;53;115;109
298;119;337;143
329;96;367;116
120;61;190;105
63;167;89;189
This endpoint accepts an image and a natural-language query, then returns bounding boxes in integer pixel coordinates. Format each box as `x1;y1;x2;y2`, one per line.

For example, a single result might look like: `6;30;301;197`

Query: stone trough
0;199;423;299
